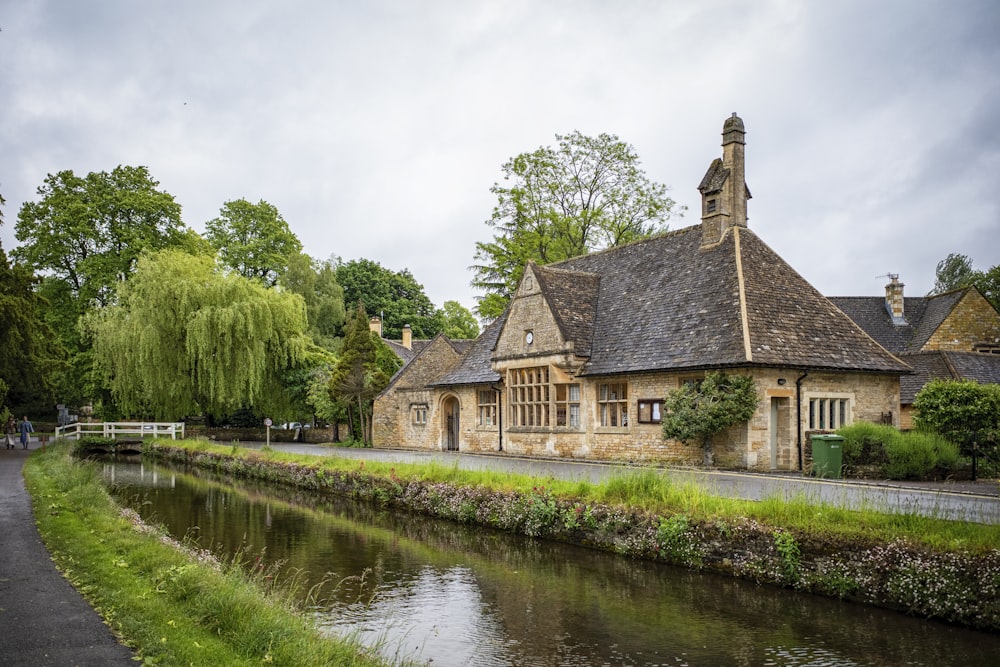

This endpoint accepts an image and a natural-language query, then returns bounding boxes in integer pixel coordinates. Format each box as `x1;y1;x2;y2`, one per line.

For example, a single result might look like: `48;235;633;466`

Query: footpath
0;440;136;666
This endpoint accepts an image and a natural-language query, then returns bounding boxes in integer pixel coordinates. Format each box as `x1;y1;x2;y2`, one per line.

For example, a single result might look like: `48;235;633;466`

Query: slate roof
429;317;504;387
535;224;910;376
828;289;968;354
532;264;600;357
899;351;1000;403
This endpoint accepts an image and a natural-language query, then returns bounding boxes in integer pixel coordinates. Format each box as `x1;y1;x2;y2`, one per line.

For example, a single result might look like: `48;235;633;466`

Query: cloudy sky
2;0;998;314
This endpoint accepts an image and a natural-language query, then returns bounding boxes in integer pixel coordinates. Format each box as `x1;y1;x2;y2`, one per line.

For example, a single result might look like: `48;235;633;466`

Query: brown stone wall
923;290;1000;352
376;362;901;472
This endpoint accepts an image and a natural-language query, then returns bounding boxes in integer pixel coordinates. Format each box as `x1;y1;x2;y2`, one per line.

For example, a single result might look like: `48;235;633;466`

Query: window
599;382;628;427
809;398;849;430
411;405;428;425
477;389;498;427
637;399;663;424
555;383;581;428
707;198;717;213
509;366;550;427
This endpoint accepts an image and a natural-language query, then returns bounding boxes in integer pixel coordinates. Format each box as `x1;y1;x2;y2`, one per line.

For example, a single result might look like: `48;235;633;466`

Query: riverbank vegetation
142;439;999;632
24;444;398;666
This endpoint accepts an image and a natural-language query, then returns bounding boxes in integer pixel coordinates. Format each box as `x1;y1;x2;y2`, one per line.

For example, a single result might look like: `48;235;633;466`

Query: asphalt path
242;442;1000;526
0;441;136;666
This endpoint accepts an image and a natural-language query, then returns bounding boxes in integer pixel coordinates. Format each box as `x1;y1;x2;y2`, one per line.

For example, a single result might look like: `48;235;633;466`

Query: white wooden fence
54;422;185;440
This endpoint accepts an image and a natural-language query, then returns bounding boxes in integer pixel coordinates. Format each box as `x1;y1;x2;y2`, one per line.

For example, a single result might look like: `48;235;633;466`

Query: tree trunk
703;434;714;467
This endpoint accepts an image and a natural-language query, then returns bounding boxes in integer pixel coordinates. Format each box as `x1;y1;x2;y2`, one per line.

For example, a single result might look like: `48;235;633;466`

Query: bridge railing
54;422;186;440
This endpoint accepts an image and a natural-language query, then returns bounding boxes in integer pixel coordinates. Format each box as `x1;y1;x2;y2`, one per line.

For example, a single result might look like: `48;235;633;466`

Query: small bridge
55;422;186;440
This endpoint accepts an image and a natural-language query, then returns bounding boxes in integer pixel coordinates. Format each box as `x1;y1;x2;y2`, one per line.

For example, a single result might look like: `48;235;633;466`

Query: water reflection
103;460;1000;666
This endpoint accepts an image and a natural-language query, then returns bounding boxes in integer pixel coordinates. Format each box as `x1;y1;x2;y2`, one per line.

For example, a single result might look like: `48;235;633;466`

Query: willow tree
86;250;310;419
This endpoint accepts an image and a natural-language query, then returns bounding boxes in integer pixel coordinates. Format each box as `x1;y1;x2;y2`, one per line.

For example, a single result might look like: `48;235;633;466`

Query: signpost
264;418;272;447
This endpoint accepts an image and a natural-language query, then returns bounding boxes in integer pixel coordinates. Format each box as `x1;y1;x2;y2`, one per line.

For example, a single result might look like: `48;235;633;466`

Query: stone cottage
373;114;910;470
830;277;1000;428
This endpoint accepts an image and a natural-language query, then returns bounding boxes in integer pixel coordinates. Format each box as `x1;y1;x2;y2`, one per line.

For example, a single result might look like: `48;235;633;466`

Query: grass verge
24;443;395;667
171;438;999;553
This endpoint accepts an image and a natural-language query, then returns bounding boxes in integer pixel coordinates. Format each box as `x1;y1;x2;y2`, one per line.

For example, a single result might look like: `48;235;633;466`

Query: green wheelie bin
811;434;844;479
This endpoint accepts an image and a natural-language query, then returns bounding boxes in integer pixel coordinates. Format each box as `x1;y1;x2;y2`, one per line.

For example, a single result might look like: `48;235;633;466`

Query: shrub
884;432;938;479
837;422;897;468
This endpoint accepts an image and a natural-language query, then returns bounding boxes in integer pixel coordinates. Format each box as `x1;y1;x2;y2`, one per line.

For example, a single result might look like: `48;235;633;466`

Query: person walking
4;416;15;449
19;415;33;449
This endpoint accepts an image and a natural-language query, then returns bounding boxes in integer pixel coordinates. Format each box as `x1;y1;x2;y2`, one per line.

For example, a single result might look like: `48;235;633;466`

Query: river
102;459;1000;666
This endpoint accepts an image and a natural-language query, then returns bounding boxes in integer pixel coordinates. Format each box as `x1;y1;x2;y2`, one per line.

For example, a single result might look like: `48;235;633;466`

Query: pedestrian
19;415;33;449
4;416;15;449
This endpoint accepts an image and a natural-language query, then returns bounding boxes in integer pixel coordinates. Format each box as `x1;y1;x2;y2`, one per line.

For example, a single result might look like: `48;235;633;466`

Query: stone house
830;278;1000;428
373;114;910;470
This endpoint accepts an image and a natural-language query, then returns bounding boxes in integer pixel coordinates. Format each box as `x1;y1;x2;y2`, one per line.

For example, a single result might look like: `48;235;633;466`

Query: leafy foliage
205;198;302;287
14;166;191;307
280;253;346;350
13;166;199;408
661;373;759;465
913;379;1000;480
471;131;683;319
334;258;441;339
85;250;310;419
0;243;63;409
440;300;479;339
929;252;1000;311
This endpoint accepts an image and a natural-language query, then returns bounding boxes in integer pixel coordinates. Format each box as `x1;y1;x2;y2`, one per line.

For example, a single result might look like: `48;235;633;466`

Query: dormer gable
493;262;596;367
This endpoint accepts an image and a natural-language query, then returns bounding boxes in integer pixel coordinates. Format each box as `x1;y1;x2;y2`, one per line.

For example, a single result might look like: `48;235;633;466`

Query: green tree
929;253;1000;311
471;131;683;320
913;379;1000;481
0;192;64;411
661;372;759;466
334;258;441;339
14;166;190;307
280;253;346;350
13;166;198;409
440;300;479;339
205;198;302;287
85;250;310;419
328;303;401;444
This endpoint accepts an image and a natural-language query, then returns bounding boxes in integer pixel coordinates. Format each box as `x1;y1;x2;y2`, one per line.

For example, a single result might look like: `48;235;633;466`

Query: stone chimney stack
402;324;412;350
699;113;751;247
885;275;907;325
368;316;382;337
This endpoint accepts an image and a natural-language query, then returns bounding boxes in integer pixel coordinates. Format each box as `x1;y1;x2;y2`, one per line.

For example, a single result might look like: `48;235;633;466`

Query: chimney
885;274;907;325
368;316;382;337
699;113;751;246
402;324;412;350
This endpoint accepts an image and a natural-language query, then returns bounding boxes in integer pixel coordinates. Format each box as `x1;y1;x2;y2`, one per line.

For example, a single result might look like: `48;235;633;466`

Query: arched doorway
442;395;460;451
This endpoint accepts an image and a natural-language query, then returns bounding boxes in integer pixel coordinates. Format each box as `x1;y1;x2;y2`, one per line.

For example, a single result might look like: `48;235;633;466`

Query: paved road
0;441;136;666
241;442;1000;526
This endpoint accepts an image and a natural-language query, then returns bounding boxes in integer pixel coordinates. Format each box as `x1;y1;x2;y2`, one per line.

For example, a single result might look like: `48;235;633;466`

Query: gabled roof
380;334;470;395
429;317;504;387
531;263;600;357
542;225;910;376
829;288;969;354
899;351;1000;404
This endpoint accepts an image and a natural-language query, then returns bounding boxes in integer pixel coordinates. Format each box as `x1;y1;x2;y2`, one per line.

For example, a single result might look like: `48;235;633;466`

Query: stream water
102;460;999;666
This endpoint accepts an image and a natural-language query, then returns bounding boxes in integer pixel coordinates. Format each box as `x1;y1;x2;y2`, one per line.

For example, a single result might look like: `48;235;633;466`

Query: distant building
374;114;910;470
830;277;1000;428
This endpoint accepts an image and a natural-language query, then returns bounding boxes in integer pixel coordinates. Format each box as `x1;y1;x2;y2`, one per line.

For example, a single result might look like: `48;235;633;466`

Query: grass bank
24;443;397;667
147;439;1000;632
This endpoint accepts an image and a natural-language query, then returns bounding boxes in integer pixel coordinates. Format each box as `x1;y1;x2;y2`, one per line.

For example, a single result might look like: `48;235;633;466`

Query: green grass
166;439;1000;554
24;444;399;667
